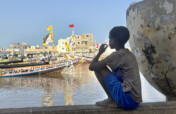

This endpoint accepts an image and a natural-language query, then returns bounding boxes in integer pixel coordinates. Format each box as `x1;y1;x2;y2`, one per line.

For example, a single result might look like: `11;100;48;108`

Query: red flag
96;43;99;48
69;24;74;28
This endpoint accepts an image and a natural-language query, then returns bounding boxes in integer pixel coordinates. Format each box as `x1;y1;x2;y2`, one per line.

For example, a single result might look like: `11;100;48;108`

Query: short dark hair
109;26;130;47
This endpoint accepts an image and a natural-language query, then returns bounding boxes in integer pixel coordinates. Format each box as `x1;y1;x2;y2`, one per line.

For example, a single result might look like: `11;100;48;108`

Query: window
86;35;89;37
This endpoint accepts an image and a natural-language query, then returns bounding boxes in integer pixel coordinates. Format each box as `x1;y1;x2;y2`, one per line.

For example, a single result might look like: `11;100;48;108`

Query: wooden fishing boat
0;59;79;77
0;59;23;64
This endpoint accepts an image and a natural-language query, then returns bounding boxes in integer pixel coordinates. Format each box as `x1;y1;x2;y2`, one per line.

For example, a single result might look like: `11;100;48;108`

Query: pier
0;101;176;114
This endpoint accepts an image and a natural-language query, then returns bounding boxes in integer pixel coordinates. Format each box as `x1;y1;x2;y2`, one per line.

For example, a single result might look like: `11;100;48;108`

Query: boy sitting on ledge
89;26;142;109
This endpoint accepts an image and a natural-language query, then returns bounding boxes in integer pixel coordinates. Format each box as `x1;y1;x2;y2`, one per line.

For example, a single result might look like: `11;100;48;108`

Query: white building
57;39;68;53
57;35;76;54
9;43;27;55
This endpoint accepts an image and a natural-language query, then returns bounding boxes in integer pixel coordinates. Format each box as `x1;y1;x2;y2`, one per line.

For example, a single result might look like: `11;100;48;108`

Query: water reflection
0;64;103;108
64;75;74;105
0;63;166;109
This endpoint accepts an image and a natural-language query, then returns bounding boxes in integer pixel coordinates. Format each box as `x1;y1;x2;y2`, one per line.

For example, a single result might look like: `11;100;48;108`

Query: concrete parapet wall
1;101;176;114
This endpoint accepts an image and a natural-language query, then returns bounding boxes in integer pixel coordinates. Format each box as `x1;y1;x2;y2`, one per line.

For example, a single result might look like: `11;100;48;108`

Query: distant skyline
0;0;142;49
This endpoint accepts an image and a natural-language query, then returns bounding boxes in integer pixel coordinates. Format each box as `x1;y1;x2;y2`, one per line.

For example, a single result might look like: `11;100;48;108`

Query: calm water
0;63;166;109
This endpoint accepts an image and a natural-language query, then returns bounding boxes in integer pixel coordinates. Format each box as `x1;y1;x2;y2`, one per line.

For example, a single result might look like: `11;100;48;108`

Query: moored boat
0;59;79;77
0;59;23;64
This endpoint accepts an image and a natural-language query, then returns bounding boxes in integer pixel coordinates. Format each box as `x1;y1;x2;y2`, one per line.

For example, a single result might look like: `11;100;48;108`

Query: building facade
75;33;94;53
0;48;3;52
57;36;76;54
25;45;57;54
57;39;68;53
9;43;27;55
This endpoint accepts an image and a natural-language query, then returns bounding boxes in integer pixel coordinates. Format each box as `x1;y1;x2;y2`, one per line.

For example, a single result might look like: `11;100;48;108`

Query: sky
0;0;142;49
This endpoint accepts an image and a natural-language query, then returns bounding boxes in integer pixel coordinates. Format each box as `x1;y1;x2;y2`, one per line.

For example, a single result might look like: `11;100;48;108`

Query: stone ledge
1;101;176;114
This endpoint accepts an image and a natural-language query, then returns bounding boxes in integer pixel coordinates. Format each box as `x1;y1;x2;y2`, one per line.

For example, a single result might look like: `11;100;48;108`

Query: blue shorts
104;72;139;109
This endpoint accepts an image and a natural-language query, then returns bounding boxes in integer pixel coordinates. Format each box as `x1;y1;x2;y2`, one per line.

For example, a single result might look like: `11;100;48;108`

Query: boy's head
109;26;130;49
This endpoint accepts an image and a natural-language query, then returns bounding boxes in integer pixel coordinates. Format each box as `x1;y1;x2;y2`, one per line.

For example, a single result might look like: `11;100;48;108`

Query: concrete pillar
126;0;176;100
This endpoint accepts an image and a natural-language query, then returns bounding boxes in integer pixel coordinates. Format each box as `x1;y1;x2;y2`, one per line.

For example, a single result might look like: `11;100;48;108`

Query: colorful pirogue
0;58;79;77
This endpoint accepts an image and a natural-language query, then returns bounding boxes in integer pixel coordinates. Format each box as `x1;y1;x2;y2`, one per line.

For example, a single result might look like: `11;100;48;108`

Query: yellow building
31;46;36;50
75;33;94;53
48;46;57;52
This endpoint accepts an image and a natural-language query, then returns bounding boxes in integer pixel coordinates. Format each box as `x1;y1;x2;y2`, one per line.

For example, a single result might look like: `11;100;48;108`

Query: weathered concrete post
126;0;176;100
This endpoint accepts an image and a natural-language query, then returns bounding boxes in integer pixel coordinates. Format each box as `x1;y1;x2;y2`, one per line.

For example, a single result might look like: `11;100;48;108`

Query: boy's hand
98;44;108;55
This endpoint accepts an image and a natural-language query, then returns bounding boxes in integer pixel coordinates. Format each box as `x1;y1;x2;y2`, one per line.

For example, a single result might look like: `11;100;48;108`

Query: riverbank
0;101;176;114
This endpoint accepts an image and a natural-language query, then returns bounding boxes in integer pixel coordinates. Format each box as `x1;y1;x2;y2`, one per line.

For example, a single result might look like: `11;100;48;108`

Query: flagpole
73;27;74;35
71;27;74;55
52;31;54;46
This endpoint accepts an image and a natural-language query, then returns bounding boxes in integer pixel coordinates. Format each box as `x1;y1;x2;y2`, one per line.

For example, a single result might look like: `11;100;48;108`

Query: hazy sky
0;0;142;49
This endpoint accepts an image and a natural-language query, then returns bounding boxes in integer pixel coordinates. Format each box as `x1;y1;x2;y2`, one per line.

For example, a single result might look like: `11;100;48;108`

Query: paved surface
1;101;176;114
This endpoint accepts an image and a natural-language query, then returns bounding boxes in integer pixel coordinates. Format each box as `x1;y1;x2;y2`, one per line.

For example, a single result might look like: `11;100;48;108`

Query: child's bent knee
100;67;111;77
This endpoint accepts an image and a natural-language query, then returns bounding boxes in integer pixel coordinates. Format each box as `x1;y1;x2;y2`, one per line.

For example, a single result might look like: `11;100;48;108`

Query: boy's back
101;48;142;103
89;26;142;109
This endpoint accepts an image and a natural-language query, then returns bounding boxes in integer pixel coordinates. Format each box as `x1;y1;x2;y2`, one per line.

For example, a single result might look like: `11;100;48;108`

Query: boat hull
0;59;79;77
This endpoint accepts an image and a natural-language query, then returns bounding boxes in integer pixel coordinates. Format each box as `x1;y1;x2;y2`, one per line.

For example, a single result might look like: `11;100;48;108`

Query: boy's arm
89;44;107;71
89;52;106;71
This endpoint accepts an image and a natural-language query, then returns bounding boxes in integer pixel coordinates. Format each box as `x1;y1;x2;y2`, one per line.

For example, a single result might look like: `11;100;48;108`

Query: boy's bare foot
96;98;118;108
